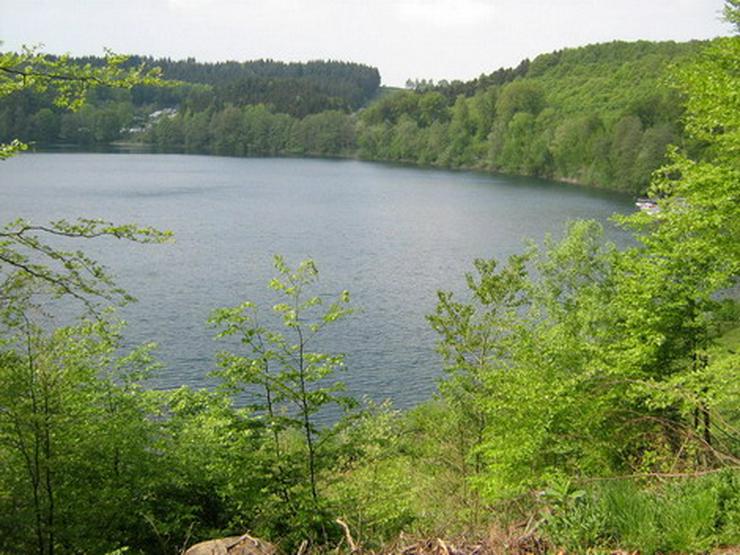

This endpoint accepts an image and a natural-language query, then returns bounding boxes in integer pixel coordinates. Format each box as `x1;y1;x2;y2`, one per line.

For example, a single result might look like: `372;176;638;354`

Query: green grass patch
542;471;740;553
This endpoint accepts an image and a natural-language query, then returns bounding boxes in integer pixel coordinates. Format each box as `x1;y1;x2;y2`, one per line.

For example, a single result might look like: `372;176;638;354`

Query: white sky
0;0;732;86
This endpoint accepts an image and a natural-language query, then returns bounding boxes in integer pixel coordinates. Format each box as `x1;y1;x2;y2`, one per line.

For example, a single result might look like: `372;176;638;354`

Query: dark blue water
0;153;633;408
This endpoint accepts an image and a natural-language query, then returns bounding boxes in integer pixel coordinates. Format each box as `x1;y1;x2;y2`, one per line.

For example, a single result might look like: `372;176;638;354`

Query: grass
542;471;740;553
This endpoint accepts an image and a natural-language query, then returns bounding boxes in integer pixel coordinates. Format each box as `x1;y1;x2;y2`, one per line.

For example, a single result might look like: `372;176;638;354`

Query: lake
0;153;633;408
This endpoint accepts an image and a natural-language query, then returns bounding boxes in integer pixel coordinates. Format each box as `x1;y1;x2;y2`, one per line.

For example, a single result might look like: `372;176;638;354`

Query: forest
0;39;712;194
0;4;739;554
0;56;379;143
357;40;696;193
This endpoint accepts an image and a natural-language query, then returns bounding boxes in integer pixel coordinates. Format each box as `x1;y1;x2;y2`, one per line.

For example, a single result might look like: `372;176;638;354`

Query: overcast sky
0;0;732;86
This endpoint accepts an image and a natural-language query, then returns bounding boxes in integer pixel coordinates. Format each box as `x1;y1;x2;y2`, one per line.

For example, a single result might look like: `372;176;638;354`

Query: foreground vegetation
1;6;739;554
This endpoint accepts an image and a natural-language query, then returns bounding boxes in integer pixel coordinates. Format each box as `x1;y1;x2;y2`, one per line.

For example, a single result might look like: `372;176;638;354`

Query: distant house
123;108;179;135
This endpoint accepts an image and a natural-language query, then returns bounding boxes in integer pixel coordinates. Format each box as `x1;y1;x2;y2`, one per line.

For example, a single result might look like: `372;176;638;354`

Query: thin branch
0;65;106;85
336;519;358;553
0;252;98;312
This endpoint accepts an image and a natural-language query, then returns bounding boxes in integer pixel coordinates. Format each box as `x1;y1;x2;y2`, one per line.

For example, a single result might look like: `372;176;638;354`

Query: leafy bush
541;473;740;553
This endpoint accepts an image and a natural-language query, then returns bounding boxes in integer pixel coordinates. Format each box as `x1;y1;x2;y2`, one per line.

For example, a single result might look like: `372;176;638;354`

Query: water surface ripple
0;154;633;408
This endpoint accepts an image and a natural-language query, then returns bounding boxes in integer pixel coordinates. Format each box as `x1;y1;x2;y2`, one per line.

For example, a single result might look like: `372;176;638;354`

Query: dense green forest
358;40;697;192
0;39;710;193
1;5;739;553
0;56;379;144
141;39;702;193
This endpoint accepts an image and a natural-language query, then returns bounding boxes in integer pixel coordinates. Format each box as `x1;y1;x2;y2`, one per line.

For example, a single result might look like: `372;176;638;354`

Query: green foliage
428;254;529;506
540;477;607;550
293;110;356;156
0;319;161;554
210;256;354;547
542;473;740;553
144;104;356;158
141;387;269;552
0;138;27;159
0;54;379;148
0;44;183;555
0;46;166;151
725;0;740;33
0;47;164;111
358;40;702;192
495;81;546;124
327;402;418;548
397;399;489;535
428;209;738;501
424;30;740;511
0;218;172;316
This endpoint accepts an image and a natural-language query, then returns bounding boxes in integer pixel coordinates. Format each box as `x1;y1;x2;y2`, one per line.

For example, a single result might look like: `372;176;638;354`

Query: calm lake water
0;153;633;408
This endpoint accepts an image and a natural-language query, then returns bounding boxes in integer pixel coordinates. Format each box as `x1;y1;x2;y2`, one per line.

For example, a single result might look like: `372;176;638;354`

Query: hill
0;56;380;144
358;40;705;192
0;40;711;193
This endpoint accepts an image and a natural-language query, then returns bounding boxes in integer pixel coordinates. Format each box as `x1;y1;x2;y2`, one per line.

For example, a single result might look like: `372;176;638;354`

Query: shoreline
29;141;634;197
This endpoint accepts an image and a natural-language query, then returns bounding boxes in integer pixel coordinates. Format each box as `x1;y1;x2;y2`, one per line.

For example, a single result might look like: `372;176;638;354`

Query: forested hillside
0;56;380;143
0;40;708;193
357;40;699;192
1;40;708;193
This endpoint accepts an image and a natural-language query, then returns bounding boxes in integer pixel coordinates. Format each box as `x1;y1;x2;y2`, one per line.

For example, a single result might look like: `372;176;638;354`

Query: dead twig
336;519;359;553
179;522;195;555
